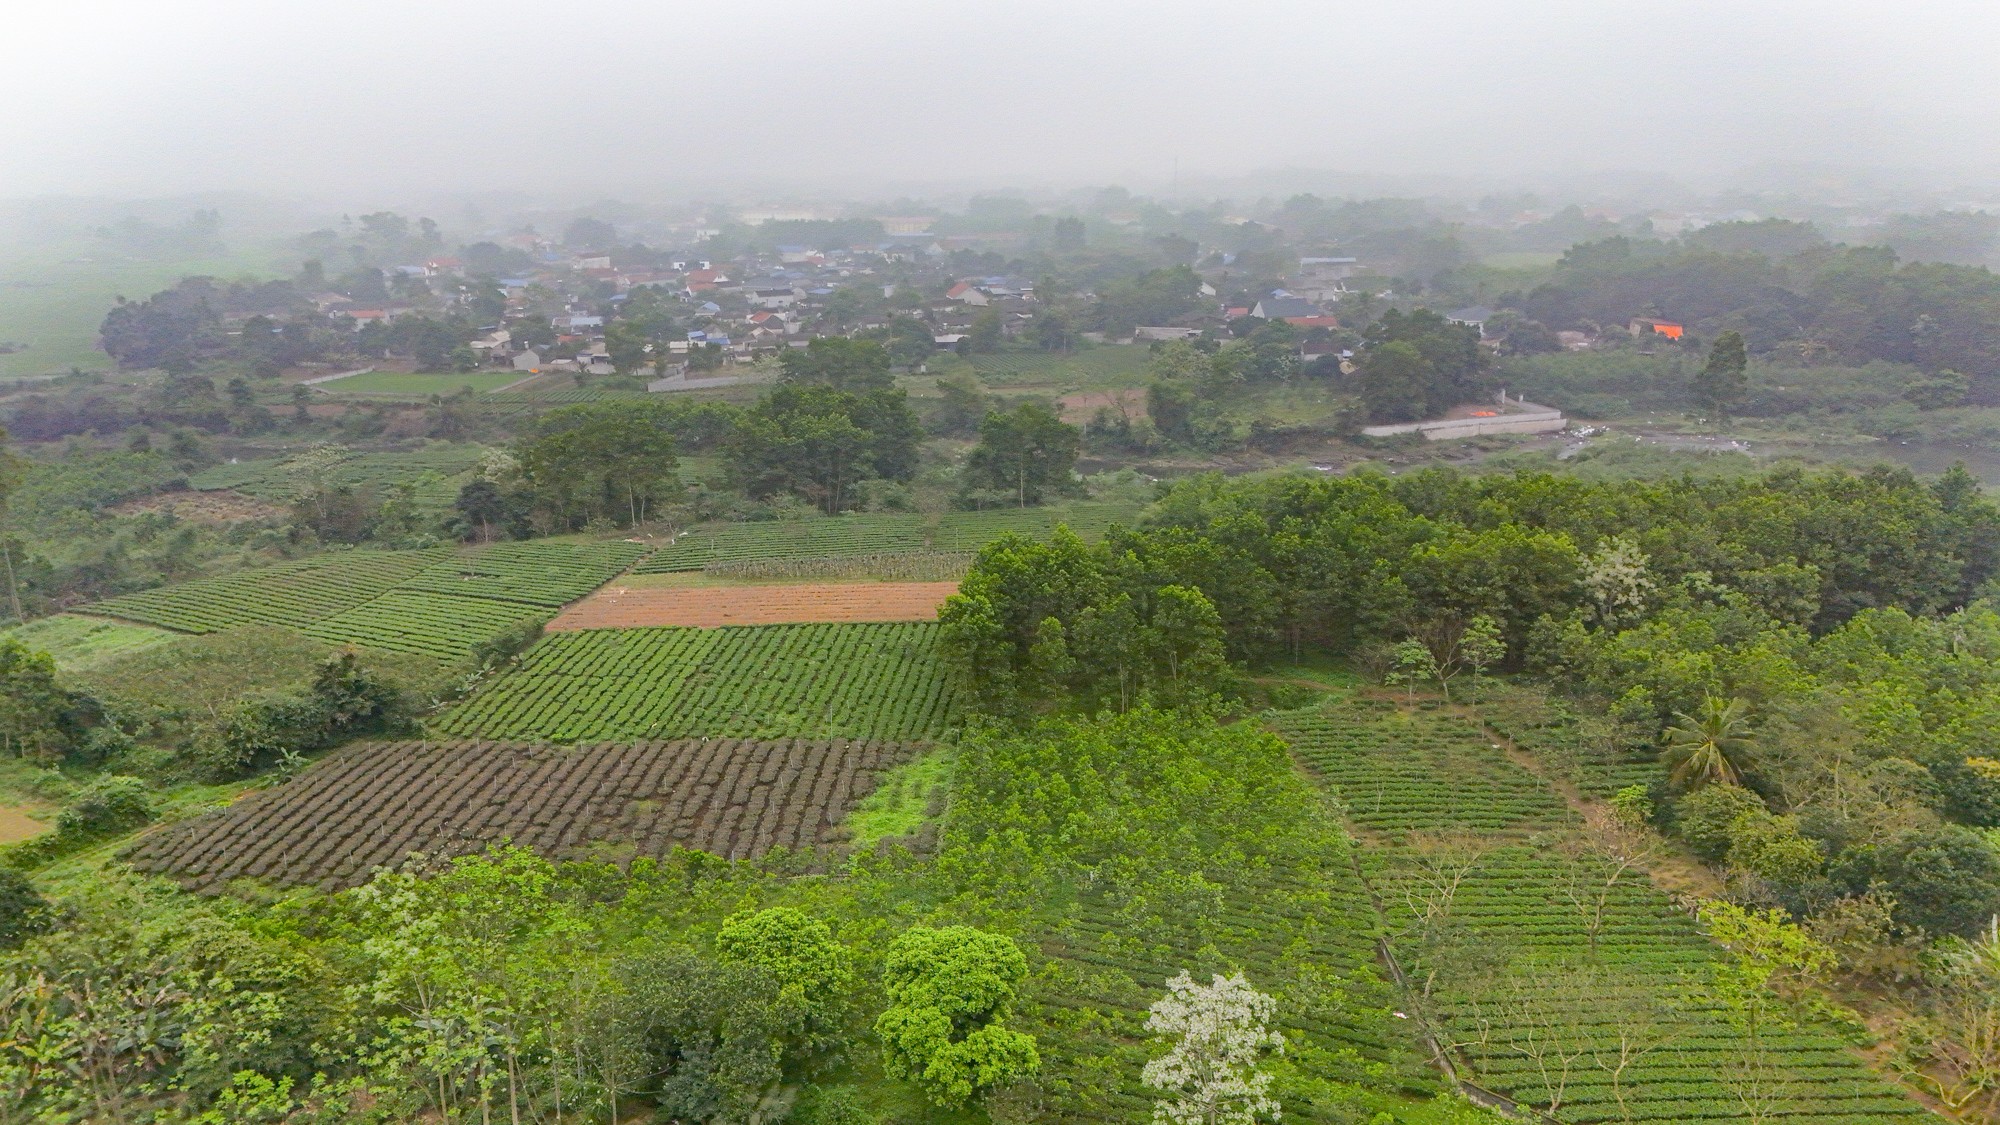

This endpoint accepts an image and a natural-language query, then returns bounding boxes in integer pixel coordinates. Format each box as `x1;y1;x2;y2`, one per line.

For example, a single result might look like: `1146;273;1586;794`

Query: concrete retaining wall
1362;406;1565;441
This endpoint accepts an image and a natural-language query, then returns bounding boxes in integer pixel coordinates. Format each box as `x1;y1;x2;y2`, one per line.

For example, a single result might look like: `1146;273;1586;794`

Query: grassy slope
5;613;180;672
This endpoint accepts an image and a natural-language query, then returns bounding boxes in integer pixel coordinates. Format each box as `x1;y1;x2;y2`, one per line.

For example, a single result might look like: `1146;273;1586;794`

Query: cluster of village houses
297;223;1617;387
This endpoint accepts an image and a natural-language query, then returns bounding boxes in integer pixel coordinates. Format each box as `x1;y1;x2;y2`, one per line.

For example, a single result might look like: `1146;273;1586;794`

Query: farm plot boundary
123;738;921;891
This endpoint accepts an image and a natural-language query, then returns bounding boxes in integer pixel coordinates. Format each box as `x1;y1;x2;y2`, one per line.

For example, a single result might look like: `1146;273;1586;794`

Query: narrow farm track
122;738;922;892
548;580;960;630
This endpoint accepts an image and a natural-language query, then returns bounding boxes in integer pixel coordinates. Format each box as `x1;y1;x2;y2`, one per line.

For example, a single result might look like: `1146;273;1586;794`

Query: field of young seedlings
1272;695;1930;1123
965;345;1151;388
637;503;1143;572
431;622;959;741
1270;699;1572;839
90;548;453;633
123;738;918;891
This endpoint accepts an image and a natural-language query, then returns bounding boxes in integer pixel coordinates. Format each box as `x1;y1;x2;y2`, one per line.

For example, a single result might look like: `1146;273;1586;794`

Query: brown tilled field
123;738;918;891
546;580;958;630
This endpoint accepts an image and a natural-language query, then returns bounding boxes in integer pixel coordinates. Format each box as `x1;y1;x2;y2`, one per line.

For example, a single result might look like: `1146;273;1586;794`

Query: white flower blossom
1141;971;1285;1125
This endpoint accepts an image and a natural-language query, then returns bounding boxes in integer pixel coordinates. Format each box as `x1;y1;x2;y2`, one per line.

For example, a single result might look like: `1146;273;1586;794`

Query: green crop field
1271;699;1572;839
302;590;554;659
3;613;180;672
638;502;1143;572
966;345;1152;388
85;538;643;659
1273;694;1929;1123
187;444;489;512
639;515;931;571
1406;845;1925;1125
91;549;451;633
316;370;527;395
1482;686;1661;798
396;539;650;607
431;622;960;742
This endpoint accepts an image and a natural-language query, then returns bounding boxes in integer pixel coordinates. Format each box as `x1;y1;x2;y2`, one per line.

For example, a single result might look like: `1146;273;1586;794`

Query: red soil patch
548;581;960;630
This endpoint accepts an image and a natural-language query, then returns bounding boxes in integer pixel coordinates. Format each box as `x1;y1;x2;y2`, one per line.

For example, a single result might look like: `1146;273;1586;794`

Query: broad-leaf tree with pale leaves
1141;971;1285;1125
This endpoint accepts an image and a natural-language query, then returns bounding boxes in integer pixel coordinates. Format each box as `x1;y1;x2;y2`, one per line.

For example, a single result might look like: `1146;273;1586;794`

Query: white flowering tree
1140;971;1285;1125
1582;536;1656;626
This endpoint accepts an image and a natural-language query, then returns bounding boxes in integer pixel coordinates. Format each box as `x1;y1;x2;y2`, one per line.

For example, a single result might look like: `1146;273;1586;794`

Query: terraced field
1271;700;1572;839
431;622;959;741
123;738;918;891
1271;695;1931;1124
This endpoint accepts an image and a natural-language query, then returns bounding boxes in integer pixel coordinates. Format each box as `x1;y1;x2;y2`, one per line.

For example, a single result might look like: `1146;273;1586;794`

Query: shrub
0;869;48;948
469;619;544;668
876;925;1039;1107
1673;784;1765;861
55;774;154;838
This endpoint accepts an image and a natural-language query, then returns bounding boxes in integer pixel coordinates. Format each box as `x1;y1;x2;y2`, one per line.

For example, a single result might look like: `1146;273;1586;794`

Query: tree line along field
85;539;649;659
636;501;1142;572
430;622;959;742
122;738;919;891
1270;693;1928;1124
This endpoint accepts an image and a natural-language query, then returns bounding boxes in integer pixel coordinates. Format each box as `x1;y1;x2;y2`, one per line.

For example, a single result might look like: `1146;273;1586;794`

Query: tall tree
517;401;680;528
730;382;918;513
1662;696;1756;789
961;403;1081;507
777;337;895;391
1692;330;1749;423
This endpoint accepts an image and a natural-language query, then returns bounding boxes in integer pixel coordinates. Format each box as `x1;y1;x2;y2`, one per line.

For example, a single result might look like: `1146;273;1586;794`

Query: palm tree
1661;696;1755;790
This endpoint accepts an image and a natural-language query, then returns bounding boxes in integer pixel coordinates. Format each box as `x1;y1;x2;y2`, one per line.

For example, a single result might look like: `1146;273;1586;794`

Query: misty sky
5;0;1999;200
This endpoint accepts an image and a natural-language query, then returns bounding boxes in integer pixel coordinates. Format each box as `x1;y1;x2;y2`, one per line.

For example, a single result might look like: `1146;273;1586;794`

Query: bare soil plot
123;738;919;891
0;803;50;845
548;580;958;630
